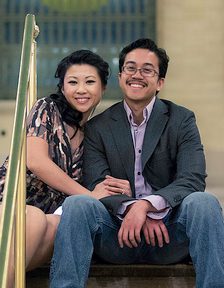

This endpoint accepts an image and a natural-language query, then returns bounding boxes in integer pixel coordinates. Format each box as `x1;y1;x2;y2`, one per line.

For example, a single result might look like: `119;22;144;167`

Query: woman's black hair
49;49;110;128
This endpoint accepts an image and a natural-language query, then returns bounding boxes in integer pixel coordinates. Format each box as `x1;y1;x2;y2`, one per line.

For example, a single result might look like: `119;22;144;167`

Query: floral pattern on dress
0;97;83;213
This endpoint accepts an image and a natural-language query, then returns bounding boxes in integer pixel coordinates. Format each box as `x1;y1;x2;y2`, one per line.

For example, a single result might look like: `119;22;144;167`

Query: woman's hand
91;182;114;199
91;175;132;200
102;175;132;197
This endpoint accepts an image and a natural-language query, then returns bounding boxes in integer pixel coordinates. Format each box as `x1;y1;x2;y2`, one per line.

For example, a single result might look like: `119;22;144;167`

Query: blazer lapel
142;98;169;169
108;102;135;188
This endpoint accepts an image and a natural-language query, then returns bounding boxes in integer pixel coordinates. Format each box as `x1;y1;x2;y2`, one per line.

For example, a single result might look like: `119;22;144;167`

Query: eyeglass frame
122;65;159;77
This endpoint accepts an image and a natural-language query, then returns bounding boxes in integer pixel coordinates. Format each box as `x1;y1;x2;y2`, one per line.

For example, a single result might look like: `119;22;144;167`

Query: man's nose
132;68;143;78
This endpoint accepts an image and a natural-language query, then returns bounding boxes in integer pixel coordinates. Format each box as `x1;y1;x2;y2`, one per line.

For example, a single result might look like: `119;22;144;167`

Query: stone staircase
26;263;195;288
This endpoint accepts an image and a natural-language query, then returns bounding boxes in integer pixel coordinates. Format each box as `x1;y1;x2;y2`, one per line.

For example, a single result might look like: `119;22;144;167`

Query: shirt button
137;172;141;175
138;149;141;153
139;194;142;197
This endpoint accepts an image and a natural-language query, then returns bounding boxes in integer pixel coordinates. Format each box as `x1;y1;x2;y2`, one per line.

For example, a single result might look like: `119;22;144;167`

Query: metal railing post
0;14;39;288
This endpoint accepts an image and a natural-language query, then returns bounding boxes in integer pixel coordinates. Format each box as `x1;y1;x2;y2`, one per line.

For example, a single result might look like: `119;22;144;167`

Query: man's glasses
122;65;159;77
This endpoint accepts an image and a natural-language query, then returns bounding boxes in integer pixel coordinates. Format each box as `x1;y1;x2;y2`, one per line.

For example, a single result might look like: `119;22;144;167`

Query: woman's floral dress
0;97;83;213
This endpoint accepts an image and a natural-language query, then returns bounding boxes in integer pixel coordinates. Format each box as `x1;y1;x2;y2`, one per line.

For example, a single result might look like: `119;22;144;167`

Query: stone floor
87;264;195;288
27;263;195;288
87;277;195;288
26;277;195;288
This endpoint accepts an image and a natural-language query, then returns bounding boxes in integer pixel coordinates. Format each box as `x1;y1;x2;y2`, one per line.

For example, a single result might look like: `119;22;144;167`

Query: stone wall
156;0;224;186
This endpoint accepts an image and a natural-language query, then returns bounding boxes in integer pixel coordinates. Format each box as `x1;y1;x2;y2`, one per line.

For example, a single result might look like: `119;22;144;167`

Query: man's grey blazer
83;98;206;215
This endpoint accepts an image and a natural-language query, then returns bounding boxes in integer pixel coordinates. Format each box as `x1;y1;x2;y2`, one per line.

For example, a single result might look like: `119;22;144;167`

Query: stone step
26;263;195;288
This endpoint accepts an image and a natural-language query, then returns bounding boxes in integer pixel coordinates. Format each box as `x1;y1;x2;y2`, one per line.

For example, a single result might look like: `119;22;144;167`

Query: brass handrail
0;14;39;288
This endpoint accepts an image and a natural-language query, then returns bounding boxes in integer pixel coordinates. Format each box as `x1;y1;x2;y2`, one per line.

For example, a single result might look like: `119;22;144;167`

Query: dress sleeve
26;98;54;144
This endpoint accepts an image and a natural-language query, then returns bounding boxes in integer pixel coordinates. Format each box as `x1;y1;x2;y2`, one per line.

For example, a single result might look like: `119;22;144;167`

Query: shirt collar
123;96;156;125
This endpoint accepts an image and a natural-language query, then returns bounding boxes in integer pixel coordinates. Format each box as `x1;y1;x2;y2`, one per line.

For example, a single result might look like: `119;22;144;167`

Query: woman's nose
76;84;86;93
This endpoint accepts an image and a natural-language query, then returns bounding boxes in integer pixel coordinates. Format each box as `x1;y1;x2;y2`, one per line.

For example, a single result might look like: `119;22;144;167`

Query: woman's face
62;64;105;122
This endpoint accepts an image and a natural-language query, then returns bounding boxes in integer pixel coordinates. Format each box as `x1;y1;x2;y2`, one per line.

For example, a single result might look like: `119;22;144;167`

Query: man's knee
183;192;221;212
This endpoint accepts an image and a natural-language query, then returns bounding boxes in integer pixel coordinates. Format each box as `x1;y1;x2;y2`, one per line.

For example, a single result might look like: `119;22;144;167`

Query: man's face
118;48;164;107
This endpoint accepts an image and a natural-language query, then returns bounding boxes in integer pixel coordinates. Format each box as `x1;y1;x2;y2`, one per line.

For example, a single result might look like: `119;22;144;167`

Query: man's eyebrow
125;61;136;65
125;61;155;67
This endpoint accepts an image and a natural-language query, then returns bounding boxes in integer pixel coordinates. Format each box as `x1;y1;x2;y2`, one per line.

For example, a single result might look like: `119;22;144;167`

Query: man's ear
157;77;165;92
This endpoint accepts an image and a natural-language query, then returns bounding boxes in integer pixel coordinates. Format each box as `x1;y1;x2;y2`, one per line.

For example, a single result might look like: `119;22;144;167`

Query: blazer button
174;195;181;202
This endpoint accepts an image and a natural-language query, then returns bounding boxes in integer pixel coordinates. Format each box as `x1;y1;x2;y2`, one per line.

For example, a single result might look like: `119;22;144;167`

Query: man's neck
125;101;148;125
131;108;144;125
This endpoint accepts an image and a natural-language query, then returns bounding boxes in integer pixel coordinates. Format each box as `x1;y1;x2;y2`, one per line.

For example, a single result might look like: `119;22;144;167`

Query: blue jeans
50;192;224;288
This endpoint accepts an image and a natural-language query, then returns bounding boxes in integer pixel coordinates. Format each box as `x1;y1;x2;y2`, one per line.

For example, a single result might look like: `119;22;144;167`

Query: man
50;39;224;288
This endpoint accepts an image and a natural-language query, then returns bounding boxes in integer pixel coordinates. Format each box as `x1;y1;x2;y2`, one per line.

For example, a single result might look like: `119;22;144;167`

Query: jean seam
95;216;118;231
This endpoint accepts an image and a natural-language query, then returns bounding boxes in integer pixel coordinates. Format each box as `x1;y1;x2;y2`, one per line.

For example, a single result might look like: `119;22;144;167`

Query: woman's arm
27;136;124;199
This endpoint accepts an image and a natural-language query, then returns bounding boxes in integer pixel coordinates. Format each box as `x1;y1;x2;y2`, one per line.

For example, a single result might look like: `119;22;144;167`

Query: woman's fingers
103;176;132;196
106;185;128;195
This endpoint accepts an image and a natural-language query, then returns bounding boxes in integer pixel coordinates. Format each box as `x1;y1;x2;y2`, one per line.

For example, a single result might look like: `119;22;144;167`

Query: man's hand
142;218;170;247
118;200;150;248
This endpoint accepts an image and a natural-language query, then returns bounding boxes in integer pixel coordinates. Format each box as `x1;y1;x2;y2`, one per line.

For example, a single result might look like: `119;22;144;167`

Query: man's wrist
137;199;157;213
123;203;134;216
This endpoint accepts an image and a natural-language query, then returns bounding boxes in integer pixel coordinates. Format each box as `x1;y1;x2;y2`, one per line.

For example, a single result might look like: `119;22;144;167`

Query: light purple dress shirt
117;97;171;220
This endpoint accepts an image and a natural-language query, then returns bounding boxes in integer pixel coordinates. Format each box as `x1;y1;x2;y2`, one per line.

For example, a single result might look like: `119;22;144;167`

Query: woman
0;50;131;286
